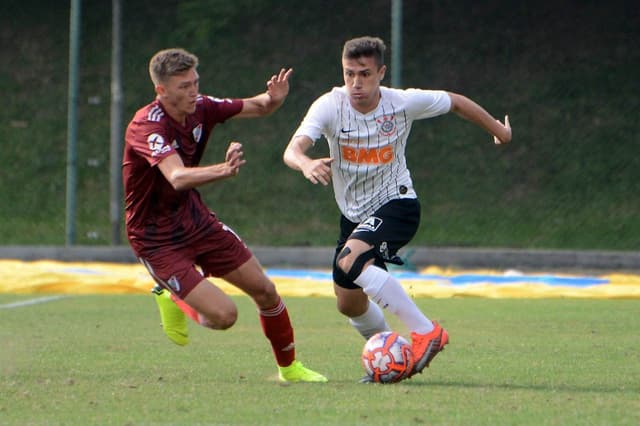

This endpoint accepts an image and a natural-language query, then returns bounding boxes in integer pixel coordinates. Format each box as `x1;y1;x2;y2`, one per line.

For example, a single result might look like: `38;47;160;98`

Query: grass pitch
1;294;638;425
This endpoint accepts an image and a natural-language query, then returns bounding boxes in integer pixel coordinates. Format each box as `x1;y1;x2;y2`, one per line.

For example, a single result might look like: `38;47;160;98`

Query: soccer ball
361;331;414;383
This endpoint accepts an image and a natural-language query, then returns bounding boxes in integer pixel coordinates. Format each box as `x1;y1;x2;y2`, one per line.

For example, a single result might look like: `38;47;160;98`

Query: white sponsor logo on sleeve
147;133;171;157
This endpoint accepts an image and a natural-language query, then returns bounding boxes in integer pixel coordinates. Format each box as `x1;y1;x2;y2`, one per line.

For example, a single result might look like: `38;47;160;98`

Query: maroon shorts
138;219;252;298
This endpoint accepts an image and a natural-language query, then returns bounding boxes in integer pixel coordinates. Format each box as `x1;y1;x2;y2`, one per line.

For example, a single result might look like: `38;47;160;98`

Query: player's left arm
447;92;512;145
158;142;245;191
234;68;293;118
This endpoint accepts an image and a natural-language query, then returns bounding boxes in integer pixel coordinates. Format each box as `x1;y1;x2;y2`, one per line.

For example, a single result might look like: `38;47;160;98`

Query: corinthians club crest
376;114;396;137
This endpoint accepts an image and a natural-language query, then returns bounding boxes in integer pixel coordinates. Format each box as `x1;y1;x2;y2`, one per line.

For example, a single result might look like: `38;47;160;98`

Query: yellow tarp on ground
1;259;639;299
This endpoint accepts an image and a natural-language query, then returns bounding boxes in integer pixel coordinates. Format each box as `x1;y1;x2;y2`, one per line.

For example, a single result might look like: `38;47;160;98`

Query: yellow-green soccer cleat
152;285;189;346
278;360;328;383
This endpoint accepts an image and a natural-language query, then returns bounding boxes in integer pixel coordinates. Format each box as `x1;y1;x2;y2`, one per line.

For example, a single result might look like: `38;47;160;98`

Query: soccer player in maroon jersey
123;48;326;382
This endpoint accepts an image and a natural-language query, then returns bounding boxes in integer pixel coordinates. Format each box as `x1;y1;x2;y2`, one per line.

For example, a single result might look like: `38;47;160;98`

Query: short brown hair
149;48;199;85
342;36;386;67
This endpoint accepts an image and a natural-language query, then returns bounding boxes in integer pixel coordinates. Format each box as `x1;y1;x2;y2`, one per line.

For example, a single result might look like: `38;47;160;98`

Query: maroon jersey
123;95;243;255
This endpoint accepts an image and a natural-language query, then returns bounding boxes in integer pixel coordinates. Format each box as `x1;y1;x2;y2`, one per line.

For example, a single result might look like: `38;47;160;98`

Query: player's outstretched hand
494;115;512;145
302;157;334;186
266;68;293;103
225;141;246;176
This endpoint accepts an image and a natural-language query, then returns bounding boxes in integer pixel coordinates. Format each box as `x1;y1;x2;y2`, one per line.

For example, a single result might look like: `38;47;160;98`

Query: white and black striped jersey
293;86;451;223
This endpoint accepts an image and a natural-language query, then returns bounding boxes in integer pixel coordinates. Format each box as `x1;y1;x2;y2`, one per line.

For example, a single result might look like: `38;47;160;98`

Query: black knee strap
336;247;376;282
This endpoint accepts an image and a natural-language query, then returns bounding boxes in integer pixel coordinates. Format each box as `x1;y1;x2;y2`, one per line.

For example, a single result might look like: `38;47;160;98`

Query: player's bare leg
152;278;235;345
223;256;327;382
183;278;238;330
336;238;447;378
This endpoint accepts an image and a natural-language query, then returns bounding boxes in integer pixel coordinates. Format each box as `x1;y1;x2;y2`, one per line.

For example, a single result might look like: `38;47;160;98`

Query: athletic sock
170;293;202;324
354;265;434;334
258;297;296;367
349;300;391;340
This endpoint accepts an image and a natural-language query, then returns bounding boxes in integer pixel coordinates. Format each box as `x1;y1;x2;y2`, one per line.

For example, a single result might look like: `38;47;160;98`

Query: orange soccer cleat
408;321;449;377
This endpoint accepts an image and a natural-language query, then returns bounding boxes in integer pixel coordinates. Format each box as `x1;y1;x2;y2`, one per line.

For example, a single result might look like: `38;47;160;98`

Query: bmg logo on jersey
355;216;383;233
341;145;394;164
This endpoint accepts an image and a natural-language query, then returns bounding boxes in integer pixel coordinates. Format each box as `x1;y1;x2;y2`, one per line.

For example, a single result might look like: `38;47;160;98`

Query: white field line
0;295;70;309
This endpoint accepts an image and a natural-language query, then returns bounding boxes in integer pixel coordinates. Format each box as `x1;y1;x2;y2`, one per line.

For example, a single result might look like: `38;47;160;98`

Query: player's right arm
283;135;333;186
158;142;246;191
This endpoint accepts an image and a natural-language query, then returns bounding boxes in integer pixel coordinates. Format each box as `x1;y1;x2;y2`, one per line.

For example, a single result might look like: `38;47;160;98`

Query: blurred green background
1;0;638;249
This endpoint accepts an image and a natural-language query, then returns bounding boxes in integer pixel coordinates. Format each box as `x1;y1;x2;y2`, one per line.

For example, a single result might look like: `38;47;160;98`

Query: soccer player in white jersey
284;36;511;381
